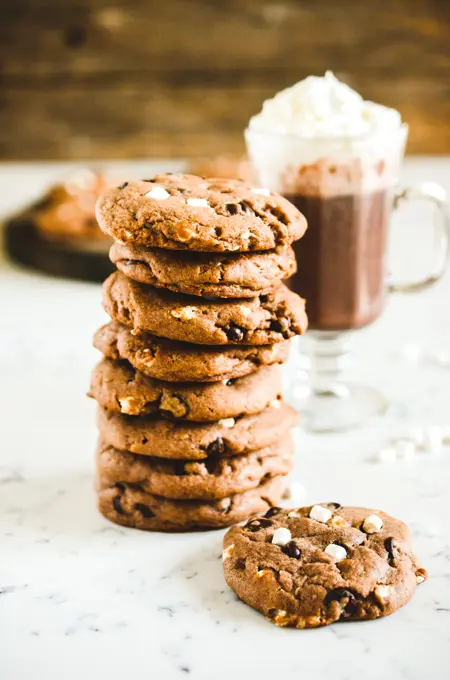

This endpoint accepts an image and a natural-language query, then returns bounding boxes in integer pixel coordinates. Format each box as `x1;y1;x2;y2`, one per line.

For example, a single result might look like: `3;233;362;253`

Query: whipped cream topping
248;71;402;138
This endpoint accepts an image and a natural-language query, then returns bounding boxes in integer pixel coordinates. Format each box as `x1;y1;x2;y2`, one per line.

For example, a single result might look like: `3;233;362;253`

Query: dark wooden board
1;0;449;159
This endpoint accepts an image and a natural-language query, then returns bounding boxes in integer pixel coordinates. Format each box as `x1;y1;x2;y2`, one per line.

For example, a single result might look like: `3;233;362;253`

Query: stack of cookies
90;174;308;531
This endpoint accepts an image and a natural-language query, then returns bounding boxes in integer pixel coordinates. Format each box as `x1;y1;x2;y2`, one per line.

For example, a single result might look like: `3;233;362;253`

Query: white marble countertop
1;159;450;680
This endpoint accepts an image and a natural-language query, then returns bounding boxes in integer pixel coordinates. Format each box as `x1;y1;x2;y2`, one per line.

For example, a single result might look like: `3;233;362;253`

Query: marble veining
1;159;450;680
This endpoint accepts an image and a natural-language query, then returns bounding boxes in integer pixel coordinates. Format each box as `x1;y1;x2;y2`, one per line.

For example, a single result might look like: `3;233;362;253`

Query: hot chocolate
245;72;406;332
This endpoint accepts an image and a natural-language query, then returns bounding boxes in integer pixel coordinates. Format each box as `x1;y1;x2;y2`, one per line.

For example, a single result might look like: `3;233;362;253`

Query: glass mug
245;124;448;432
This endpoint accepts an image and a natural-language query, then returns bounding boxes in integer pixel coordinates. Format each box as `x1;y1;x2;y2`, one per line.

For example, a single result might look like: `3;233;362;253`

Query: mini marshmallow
145;186;170;200
288;511;301;518
287;481;306;506
271;527;292;546
309;505;332;524
269;399;282;409
362;513;383;534
376;447;397;463
187;197;209;207
324;544;347;562
218;418;235;428
404;427;425;446
394;439;416;461
422;426;443;454
222;544;234;560
251;187;271;196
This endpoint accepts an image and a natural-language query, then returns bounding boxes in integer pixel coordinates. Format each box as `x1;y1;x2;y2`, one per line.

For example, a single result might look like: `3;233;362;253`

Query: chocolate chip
246;518;272;532
269;317;290;338
264;506;282;518
385;537;396;563
239;200;256;216
328;503;342;509
113;495;124;515
225;324;245;342
135;503;155;518
204;458;219;474
173;461;186;476
206;437;225;456
324;588;357;616
118;182;128;189
225;203;239;215
282;541;301;559
235;558;246;570
225;378;236;386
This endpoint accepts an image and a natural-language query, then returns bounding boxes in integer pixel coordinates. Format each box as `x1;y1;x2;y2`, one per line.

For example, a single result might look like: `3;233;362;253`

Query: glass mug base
292;381;389;433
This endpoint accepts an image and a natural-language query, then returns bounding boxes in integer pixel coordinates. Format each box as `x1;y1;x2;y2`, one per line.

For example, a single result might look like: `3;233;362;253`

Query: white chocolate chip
328;515;349;528
170;306;197;320
251;187;271;196
271;527;292;546
416;571;427;584
374;584;392;601
218;418;235;428
222;544;234;560
362;513;383;534
309;505;332;524
124;230;133;238
288;511;301;519
145;186;170;200
255;568;270;579
118;396;137;415
324;544;347;562
238;305;252;317
269;399;282;409
187;197;209;207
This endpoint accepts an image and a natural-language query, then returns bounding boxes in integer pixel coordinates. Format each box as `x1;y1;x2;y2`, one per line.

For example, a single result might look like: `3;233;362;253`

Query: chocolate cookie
97;402;298;460
96;174;307;252
110;243;296;298
97;474;286;531
90;358;282;421
103;272;308;345
94;323;290;383
97;436;294;500
223;505;427;628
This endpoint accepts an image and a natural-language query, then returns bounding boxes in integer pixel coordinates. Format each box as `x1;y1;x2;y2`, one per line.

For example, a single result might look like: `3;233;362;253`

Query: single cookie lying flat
223;504;427;628
90;358;282;421
96;174;307;252
94;322;290;383
97;402;298;460
97;436;294;500
110;243;296;298
97;474;286;532
103;271;307;345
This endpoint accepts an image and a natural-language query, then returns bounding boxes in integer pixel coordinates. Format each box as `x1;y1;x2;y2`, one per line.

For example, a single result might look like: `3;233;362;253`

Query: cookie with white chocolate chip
109;243;296;299
96;435;294;500
223;504;427;628
102;271;307;346
97;401;298;460
89;358;282;421
97;474;286;532
93;322;291;384
96;174;307;252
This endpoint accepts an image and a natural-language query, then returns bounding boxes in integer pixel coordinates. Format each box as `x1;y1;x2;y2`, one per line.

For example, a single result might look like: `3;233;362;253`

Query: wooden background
0;0;449;160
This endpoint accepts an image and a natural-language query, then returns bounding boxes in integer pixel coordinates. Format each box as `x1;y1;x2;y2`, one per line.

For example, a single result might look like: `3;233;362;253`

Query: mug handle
389;182;449;293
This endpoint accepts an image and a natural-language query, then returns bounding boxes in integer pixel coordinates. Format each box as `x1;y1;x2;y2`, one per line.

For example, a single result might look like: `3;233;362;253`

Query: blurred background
1;0;449;161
